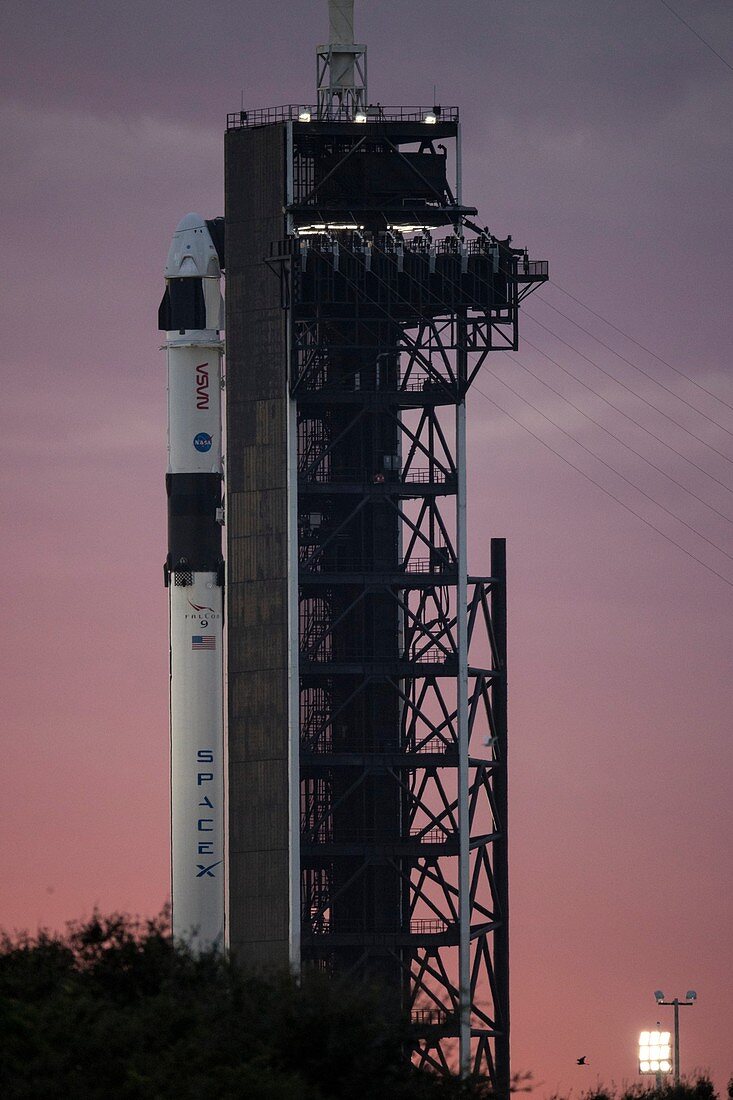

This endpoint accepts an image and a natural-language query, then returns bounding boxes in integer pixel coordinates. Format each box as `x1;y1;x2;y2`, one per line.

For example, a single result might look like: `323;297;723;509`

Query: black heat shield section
158;278;206;331
166;472;223;574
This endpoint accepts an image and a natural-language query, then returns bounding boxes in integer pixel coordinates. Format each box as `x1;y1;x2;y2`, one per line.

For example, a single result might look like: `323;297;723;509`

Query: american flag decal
192;635;215;651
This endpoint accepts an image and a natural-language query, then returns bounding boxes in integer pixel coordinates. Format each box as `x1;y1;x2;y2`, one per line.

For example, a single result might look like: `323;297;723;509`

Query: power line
471;384;733;592
549;281;733;414
491;258;733;484
523;310;733;466
658;0;733;73
532;295;733;437
505;350;733;526
516;328;733;499
479;363;733;564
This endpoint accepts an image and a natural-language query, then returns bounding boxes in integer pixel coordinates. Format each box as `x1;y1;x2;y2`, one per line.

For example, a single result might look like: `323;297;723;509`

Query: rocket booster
159;213;226;950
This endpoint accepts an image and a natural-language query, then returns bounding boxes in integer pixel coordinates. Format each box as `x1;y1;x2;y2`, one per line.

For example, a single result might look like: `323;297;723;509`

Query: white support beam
456;396;471;1076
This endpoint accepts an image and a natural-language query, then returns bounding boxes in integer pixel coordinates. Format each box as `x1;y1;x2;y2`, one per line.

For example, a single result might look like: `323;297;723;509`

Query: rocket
159;213;226;950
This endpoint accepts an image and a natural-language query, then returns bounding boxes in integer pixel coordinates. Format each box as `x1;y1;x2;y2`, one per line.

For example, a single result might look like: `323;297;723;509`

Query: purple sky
2;0;732;1093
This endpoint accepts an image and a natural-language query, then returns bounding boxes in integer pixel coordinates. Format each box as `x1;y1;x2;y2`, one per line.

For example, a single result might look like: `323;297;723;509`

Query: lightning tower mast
222;0;546;1088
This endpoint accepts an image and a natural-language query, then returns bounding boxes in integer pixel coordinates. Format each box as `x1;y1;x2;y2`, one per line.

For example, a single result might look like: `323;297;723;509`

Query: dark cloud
5;1;731;126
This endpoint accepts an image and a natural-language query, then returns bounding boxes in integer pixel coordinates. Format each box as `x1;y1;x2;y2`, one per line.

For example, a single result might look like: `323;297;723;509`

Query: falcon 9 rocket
159;213;226;949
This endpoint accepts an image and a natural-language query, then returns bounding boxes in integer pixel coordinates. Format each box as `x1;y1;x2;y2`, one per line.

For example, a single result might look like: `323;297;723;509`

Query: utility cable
315;236;733;559
548;280;733;414
300;235;732;586
530;296;733;437
658;0;733;73
517;329;733;498
505;350;733;526
340;236;733;494
523;310;733;466
478;363;733;564
363;235;733;493
471;384;733;592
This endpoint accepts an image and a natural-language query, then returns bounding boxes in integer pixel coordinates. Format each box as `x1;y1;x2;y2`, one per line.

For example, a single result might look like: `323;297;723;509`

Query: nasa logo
195;363;209;409
194;432;212;453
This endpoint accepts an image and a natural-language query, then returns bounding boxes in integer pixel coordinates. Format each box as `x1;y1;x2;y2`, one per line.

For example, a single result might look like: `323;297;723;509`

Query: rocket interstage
160;213;225;950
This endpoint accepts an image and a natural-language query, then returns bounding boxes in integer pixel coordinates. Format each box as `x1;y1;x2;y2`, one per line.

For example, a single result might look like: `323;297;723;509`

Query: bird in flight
577;1057;588;1066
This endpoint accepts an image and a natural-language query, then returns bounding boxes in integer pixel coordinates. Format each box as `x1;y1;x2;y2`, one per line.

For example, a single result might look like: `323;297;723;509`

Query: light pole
654;990;697;1084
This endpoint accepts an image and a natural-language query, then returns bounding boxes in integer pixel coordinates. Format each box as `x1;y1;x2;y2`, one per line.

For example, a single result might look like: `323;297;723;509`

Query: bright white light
298;110;312;122
389;224;431;234
354;112;367;123
424;112;437;124
296;222;366;236
639;1030;672;1075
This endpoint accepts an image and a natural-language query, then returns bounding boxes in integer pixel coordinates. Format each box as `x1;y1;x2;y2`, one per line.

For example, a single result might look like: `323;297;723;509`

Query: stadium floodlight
298;110;312;122
354;111;367;123
424;111;437;124
651;989;697;1083
639;1030;673;1076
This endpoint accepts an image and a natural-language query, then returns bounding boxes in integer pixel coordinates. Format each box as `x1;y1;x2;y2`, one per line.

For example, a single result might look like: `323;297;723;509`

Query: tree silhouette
0;912;726;1099
0;910;492;1099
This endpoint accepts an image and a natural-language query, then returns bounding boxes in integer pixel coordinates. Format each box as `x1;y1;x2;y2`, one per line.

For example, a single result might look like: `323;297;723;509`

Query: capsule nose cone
165;213;221;280
175;212;207;233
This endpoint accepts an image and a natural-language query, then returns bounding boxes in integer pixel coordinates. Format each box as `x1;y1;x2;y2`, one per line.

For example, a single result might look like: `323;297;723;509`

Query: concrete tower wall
224;124;292;967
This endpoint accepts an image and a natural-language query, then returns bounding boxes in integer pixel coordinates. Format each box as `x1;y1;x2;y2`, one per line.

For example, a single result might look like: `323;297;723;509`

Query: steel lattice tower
224;27;546;1087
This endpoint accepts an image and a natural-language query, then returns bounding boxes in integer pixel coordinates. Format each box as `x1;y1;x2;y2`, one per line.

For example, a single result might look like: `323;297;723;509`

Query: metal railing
296;369;456;394
298;466;450;485
299;647;455;666
228;105;460;129
300;826;452;845
403;467;450;484
300;732;457;755
304;917;450;936
298;554;456;574
412;647;456;664
410;1008;452;1027
403;556;454;573
514;259;549;279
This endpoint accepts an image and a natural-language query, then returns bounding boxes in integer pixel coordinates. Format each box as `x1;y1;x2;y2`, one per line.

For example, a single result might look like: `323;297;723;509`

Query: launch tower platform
224;98;546;1089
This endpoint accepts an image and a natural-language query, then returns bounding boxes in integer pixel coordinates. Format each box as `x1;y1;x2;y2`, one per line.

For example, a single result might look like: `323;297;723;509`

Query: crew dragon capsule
159;213;226;949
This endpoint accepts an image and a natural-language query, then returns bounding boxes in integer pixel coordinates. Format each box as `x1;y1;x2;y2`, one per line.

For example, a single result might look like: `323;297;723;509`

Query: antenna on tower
317;0;368;120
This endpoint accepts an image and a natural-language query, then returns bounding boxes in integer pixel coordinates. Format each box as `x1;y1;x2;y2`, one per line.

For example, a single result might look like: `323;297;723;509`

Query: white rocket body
167;341;222;475
169;574;224;948
161;213;225;950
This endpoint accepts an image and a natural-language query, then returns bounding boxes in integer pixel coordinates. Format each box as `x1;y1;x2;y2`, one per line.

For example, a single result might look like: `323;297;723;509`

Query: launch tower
224;1;546;1087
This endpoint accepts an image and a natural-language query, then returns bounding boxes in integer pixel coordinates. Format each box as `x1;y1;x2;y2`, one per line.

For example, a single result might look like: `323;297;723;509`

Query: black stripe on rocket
165;472;223;584
158;278;207;331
